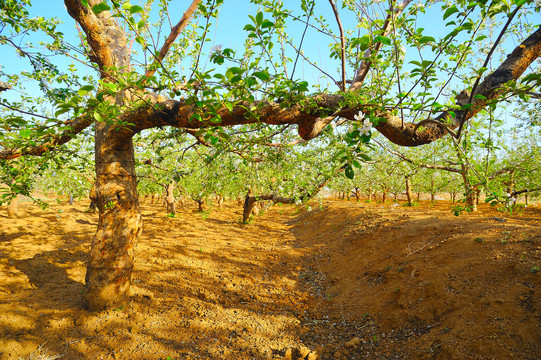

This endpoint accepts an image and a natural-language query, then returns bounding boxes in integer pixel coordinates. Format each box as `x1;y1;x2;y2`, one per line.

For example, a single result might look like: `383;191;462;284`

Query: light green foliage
0;0;539;209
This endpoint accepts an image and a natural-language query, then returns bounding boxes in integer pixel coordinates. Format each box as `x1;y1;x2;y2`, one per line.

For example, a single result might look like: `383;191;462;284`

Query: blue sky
1;1;539;121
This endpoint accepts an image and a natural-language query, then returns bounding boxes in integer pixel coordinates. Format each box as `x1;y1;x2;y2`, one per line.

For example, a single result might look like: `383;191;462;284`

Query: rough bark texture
85;123;142;310
405;176;413;206
89;182;97;213
164;182;176;215
63;0;143;310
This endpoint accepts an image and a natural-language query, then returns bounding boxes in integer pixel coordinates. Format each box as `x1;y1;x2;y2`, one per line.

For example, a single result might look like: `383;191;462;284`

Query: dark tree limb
242;165;346;223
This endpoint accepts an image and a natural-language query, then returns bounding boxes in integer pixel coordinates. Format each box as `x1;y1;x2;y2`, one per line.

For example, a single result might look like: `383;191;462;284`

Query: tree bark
405;176;413;206
164;182;176;215
84;124;142;310
217;194;224;210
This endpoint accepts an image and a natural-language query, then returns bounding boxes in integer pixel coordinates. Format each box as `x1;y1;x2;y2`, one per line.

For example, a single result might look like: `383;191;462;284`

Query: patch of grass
497;237;509;244
530;265;540;273
474;237;485;244
200;210;211;220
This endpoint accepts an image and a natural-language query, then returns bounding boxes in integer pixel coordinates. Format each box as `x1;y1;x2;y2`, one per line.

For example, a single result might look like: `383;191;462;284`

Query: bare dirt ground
0;198;539;360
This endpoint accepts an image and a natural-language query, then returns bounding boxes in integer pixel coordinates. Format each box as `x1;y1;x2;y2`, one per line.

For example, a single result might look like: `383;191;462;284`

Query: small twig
457;3;523;138
328;0;346;90
291;0;315;80
406;236;435;258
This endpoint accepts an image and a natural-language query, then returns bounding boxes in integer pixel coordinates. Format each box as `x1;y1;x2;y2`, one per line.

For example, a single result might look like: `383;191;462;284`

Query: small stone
333;351;342;358
299;346;311;358
307;351;320;360
284;347;300;360
74;316;85;326
345;337;361;348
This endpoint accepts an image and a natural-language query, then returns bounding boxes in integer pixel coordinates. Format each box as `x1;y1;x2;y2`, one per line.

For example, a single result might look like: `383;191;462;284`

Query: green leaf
19;129;31;138
255;12;263;26
77;85;94;96
92;2;111;15
373;35;391;45
443;6;459;20
345;165;354;179
94;112;103;122
418;36;435;44
261;20;274;28
129;5;144;14
243;24;256;32
359;153;372;162
253;70;270;82
225;67;241;80
224;102;233;112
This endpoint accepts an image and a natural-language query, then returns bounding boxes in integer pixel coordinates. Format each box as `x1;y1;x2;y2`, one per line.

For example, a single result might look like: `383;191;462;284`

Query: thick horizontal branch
2;26;539;160
0;115;93;159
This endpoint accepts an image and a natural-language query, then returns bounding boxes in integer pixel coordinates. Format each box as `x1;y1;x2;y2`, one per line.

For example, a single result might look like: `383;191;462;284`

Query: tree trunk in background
217;194;224;210
431;192;435;202
243;190;256;223
7;195;18;218
196;199;205;212
405;176;413;206
354;188;361;202
164;182;176;215
525;194;529;206
84;123;142;310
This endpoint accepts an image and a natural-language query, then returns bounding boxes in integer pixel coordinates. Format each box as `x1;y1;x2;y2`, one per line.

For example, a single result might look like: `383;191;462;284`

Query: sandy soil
0;198;539;360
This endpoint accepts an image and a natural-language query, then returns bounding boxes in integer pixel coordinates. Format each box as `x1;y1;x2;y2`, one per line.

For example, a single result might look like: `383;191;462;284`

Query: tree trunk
382;191;387;204
217;194;224;210
164;182;176;215
465;190;477;212
69;193;74;205
7;195;18;218
84;123;142;311
405;176;413;206
195;199;206;212
525;193;529;206
431;192;435;202
243;190;256;223
89;182;97;213
451;192;456;203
